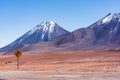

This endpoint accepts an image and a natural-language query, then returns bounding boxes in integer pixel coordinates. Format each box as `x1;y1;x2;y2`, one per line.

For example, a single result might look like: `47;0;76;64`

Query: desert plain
0;50;120;80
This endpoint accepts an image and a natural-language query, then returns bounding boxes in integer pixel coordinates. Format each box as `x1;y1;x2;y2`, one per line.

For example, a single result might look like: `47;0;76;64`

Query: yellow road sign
14;50;22;58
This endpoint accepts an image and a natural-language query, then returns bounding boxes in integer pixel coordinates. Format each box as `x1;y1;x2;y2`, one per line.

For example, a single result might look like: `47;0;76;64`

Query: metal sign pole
17;58;19;70
14;50;22;70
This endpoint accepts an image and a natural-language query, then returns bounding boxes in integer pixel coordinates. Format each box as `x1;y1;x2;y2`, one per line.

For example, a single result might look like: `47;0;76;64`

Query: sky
0;0;120;48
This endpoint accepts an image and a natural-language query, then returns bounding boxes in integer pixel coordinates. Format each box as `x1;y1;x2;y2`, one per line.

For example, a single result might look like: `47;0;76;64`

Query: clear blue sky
0;0;120;48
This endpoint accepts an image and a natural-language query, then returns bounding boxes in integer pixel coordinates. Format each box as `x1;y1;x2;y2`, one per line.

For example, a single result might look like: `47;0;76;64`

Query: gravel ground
0;71;119;80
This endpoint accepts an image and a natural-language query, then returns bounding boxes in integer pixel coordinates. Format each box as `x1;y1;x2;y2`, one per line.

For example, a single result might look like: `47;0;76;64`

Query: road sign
14;50;22;58
14;50;22;70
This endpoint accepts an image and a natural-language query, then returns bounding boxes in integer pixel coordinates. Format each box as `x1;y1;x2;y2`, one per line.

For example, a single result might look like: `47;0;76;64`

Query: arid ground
0;50;120;80
0;71;120;80
0;50;120;72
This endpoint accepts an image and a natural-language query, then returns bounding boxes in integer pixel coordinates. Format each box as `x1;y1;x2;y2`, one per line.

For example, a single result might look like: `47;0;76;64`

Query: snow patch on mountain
28;25;40;35
102;13;113;23
48;21;55;39
49;21;55;33
40;21;56;39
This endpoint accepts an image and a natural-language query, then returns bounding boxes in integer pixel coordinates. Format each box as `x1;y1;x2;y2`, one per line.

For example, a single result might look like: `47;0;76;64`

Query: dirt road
0;71;119;80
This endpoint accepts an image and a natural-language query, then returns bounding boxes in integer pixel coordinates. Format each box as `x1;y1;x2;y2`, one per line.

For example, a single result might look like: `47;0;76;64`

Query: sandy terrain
0;71;120;80
0;50;120;80
0;50;120;72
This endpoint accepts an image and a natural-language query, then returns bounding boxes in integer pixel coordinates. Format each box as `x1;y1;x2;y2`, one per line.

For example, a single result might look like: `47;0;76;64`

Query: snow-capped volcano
89;13;120;35
29;21;56;40
0;21;69;54
24;20;69;42
53;13;120;50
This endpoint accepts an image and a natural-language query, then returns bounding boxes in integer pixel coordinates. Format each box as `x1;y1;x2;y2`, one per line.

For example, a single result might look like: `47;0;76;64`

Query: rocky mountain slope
53;13;120;50
0;21;69;54
1;13;120;54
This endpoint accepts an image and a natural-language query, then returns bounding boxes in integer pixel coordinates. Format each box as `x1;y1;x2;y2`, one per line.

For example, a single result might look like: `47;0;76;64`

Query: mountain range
54;13;120;50
1;13;120;54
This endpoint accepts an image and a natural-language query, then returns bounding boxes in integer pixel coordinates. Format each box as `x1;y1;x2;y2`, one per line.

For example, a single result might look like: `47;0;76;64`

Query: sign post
14;50;22;70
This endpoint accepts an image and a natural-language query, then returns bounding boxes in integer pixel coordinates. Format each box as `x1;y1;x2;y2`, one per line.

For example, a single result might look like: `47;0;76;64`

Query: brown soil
0;50;120;72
